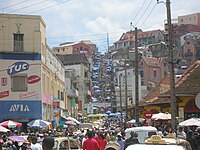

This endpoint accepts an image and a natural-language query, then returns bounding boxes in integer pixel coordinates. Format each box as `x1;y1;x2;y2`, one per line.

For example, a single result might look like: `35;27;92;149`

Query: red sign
1;78;7;86
0;90;9;98
27;75;40;84
144;111;153;119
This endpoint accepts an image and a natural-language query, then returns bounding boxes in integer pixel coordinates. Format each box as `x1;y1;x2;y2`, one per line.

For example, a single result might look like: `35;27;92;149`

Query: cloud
0;0;199;52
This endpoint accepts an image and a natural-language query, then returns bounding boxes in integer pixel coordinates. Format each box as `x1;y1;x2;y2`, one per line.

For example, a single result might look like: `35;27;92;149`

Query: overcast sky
0;0;200;53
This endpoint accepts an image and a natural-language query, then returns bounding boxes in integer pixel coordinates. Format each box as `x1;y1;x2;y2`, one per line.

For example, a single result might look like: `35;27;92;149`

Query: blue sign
0;100;42;120
7;62;29;75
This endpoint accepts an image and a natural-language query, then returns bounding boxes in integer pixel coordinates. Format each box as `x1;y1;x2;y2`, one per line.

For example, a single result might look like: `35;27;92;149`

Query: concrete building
178;13;200;26
56;54;91;112
0;14;66;127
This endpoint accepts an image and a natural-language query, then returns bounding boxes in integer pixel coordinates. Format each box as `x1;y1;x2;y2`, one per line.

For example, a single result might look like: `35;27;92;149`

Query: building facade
0;14;66;127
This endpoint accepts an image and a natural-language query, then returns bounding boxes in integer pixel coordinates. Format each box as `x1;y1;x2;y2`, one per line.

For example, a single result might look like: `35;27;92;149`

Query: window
153;69;157;78
61;91;64;101
187;41;190;45
58;90;60;99
140;70;144;78
11;74;27;92
13;33;24;52
164;71;167;76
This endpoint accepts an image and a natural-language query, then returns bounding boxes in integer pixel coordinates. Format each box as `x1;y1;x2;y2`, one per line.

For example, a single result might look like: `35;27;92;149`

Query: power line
0;0;31;11
139;3;157;28
0;0;72;23
134;0;153;27
7;0;50;14
26;0;72;15
130;0;147;23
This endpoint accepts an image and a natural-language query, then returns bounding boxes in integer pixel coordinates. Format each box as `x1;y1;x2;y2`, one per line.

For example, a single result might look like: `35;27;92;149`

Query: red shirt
98;139;107;150
83;138;100;150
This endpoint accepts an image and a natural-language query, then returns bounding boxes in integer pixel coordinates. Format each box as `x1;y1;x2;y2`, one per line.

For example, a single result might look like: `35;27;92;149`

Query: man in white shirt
176;126;186;139
31;135;43;150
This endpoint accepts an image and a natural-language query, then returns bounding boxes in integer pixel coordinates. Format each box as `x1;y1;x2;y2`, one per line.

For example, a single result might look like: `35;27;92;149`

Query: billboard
0;60;41;101
0;100;42;120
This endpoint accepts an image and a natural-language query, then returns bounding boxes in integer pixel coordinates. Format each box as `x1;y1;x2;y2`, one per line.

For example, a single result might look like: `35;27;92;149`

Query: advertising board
0;60;41;100
0;100;42;120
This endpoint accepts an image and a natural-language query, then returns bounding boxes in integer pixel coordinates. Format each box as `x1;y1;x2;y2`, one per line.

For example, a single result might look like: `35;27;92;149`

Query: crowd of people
0;133;55;150
0;120;200;150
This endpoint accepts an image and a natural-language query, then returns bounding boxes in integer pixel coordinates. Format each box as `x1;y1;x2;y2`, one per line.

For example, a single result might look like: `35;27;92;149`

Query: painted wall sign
0;90;9;98
0;101;42;120
9;104;30;112
19;91;38;99
1;78;7;86
27;75;40;84
7;62;29;75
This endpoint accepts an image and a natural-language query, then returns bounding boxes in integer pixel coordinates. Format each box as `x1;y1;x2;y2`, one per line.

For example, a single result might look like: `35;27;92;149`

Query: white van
125;126;158;143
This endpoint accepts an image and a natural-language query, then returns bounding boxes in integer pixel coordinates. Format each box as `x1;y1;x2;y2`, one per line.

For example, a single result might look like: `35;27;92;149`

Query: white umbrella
179;118;200;126
0;126;10;132
151;112;171;120
66;117;80;124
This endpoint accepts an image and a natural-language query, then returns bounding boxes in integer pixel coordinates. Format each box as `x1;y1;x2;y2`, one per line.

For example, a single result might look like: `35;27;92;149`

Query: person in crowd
104;131;110;142
120;131;126;140
186;130;199;150
42;136;55;150
3;140;17;150
194;127;200;148
177;126;186;139
82;130;100;150
98;133;107;150
31;135;43;150
116;133;125;150
82;131;88;147
110;132;116;141
124;131;139;150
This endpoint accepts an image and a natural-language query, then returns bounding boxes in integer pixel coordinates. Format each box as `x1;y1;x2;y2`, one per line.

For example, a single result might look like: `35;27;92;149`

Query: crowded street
0;0;200;149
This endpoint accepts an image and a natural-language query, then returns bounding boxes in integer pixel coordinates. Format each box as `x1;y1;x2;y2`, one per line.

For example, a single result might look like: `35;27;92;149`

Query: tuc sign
7;62;29;75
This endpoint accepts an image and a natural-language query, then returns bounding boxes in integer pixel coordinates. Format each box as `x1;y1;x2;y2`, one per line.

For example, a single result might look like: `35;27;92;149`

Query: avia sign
9;104;30;112
7;62;29;75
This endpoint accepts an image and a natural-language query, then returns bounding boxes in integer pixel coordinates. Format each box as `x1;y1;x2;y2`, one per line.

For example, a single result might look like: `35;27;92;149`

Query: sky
0;0;200;53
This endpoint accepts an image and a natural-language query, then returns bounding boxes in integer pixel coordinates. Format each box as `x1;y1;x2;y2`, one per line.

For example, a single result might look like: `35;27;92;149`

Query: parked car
53;137;81;150
126;134;192;150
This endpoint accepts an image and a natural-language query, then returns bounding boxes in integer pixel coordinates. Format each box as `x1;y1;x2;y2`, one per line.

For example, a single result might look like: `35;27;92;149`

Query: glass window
140;70;144;78
13;33;24;52
153;69;157;78
11;74;27;92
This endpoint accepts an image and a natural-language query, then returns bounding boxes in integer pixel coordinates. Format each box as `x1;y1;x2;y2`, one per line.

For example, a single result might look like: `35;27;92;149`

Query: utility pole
119;74;123;127
135;27;139;123
166;0;177;129
125;63;128;122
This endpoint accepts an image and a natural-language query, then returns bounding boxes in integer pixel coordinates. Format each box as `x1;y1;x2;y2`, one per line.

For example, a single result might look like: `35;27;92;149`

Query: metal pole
125;64;128;122
119;74;122;118
166;0;177;129
135;27;139;123
119;74;123;128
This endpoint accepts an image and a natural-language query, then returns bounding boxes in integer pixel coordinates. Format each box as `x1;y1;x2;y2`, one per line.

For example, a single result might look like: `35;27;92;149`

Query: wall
0;59;42;121
0;14;46;53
